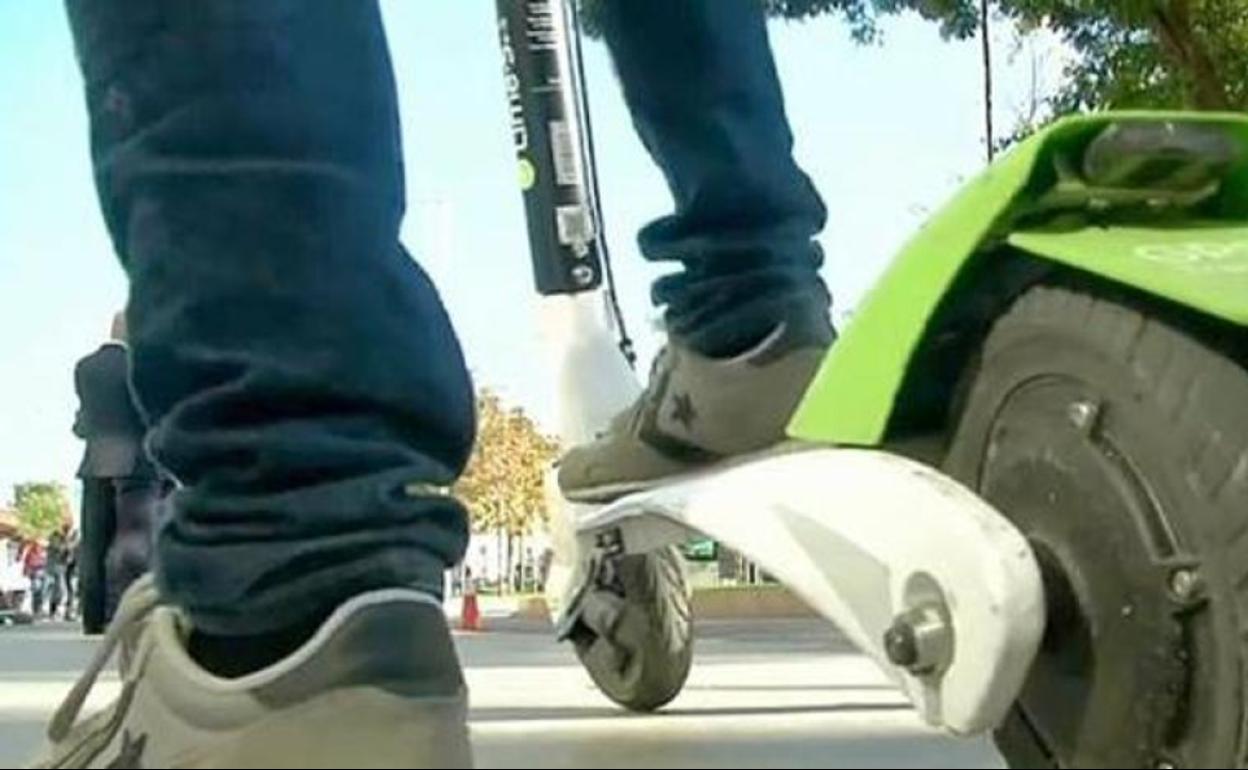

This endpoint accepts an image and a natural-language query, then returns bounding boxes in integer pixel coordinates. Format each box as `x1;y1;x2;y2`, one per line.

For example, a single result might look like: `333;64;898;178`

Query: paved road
1;617;1003;768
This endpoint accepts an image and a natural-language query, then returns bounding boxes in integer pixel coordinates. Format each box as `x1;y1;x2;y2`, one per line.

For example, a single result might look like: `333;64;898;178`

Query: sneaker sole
560;441;815;504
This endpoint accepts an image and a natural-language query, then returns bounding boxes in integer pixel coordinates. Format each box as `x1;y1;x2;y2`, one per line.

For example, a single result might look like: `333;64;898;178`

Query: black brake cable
567;0;637;368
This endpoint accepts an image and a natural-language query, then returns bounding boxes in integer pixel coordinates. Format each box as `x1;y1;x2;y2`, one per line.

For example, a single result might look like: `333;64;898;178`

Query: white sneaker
31;576;472;768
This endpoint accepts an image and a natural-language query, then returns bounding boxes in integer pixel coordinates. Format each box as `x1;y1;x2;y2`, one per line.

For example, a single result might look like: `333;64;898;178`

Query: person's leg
560;0;834;500
67;0;473;636
56;566;67;618
77;479;111;634
31;571;45;617
103;478;159;620
42;2;473;766
48;566;63;618
599;0;832;355
64;562;77;620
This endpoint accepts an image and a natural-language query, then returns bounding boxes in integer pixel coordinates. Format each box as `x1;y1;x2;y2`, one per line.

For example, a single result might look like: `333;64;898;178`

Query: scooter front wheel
571;546;694;712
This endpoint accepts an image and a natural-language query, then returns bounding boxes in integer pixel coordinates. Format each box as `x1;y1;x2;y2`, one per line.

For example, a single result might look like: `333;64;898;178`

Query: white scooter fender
541;291;1045;737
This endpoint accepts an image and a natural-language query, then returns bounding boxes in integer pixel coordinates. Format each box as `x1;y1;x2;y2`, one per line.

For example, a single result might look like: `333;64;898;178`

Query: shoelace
47;574;163;743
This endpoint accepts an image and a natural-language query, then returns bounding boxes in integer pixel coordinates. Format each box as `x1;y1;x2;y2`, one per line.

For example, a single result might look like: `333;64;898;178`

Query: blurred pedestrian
20;539;47;617
46;528;70;619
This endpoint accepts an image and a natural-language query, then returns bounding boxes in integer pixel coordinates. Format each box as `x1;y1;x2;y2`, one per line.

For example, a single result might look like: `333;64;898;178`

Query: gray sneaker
558;324;830;502
30;576;472;769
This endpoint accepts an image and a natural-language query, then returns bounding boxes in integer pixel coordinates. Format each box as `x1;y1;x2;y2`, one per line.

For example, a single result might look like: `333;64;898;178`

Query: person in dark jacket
73;312;164;633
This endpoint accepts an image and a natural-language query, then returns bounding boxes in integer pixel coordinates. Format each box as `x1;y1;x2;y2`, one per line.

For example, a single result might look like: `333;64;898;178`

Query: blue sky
0;2;1061;510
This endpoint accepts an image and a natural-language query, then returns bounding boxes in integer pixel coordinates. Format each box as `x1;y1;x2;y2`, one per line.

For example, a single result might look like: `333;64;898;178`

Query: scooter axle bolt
883;623;919;668
883;603;952;676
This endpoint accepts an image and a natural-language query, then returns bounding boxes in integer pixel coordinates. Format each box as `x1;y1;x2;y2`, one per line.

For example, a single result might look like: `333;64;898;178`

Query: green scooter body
791;111;1248;446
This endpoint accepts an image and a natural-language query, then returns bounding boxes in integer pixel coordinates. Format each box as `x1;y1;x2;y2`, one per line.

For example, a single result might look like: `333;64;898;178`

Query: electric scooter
496;1;1248;766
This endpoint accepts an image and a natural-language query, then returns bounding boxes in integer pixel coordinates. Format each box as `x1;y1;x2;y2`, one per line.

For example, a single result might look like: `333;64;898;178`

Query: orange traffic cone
460;581;481;632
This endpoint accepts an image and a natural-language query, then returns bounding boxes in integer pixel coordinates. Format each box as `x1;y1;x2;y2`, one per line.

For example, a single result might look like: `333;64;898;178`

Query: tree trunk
1151;0;1229;110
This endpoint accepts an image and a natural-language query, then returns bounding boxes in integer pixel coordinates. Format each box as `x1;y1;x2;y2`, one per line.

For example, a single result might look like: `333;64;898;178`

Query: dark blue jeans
65;0;829;635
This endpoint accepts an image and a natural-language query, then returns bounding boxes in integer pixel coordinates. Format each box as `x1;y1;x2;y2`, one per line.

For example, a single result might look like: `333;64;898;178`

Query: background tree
578;0;976;42
455;388;560;591
1004;0;1247;112
12;482;70;542
581;0;1248;123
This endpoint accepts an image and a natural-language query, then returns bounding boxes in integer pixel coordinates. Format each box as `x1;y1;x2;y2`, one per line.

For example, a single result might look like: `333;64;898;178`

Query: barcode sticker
556;205;594;246
550;120;580;187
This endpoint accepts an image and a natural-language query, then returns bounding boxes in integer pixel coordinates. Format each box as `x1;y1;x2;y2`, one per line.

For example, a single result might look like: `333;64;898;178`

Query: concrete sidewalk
1;618;1003;768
